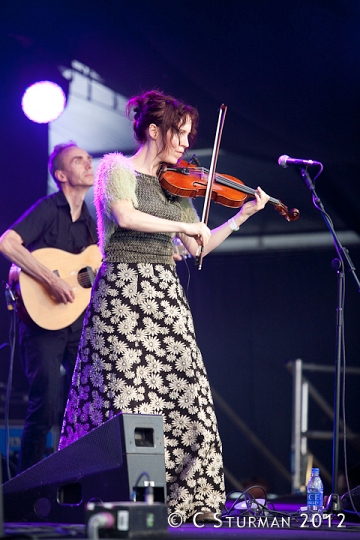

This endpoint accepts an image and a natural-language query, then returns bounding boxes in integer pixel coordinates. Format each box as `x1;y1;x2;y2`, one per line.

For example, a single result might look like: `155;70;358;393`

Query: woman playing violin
58;90;270;521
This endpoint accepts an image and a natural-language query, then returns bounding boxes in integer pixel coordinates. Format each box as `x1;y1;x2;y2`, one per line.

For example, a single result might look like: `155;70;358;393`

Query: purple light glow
21;80;67;123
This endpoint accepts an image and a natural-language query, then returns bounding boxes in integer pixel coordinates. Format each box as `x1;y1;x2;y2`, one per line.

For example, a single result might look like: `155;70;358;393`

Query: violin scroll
274;201;300;222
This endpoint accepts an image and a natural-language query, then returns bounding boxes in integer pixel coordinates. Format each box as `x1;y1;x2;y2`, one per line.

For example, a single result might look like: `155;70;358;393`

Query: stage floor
3;496;360;539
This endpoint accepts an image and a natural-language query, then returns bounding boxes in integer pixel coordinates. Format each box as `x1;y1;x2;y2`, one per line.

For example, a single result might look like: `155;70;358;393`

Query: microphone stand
300;167;360;514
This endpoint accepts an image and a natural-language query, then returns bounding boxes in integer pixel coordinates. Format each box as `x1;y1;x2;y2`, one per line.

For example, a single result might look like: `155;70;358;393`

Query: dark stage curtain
177;246;360;495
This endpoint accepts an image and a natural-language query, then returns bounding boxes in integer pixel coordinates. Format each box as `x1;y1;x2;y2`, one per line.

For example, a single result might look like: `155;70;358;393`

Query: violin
159;159;300;222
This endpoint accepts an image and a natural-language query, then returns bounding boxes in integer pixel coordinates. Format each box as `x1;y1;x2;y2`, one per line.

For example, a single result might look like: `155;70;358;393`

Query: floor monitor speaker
341;484;360;514
2;413;166;524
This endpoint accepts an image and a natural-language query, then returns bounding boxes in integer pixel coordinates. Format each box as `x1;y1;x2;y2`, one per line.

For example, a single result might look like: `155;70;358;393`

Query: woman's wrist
227;217;240;232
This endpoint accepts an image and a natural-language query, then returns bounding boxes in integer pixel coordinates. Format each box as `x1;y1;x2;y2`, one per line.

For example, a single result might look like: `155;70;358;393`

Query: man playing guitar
0;142;99;473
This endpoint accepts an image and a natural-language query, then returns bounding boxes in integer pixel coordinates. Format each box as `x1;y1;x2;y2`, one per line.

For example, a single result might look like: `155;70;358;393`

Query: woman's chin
163;157;180;166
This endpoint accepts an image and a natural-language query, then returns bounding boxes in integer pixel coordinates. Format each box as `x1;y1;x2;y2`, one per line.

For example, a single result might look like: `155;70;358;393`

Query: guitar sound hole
78;267;94;288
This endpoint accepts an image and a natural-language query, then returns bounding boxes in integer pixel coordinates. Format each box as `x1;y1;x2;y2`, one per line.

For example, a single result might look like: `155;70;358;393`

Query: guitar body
8;245;102;331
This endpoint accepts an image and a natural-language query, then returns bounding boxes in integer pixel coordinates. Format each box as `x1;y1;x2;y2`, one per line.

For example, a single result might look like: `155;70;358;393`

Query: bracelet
227;217;240;232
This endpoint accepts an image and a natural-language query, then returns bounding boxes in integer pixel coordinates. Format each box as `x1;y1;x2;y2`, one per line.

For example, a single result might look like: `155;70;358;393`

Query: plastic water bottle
307;468;323;518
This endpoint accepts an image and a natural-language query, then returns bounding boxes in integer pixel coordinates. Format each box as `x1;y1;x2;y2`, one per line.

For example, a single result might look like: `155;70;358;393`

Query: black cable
221;485;268;519
173;237;192;300
130;470;151;502
221;485;311;525
182;252;191;299
340;276;360;517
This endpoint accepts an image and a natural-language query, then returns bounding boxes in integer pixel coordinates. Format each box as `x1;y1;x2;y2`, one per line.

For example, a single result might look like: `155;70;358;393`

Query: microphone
278;155;322;168
190;153;201;166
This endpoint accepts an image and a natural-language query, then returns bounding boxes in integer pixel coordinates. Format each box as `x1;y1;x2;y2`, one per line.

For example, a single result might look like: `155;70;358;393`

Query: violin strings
193;166;279;205
215;173;255;196
195;166;255;195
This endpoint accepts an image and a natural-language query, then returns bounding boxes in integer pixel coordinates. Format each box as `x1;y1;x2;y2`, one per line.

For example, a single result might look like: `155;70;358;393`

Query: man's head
48;142;94;190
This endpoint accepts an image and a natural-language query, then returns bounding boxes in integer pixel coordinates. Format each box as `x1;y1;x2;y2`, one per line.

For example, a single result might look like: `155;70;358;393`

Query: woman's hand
238;187;270;219
182;222;211;247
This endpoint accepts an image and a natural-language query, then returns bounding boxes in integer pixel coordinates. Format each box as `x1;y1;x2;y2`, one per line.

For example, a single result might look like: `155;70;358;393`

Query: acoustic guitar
8;245;102;331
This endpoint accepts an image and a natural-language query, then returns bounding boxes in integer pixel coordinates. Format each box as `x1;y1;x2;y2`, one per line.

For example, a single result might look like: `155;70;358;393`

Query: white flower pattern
59;261;225;520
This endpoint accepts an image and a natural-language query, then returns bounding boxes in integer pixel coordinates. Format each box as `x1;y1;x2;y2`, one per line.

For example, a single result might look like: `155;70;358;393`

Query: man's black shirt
11;190;98;254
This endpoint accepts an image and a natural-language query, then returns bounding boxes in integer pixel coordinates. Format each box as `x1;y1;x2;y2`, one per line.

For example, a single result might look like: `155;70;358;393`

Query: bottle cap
312;468;320;473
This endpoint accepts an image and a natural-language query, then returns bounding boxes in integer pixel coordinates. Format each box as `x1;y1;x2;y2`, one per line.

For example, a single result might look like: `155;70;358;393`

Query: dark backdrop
175;240;360;495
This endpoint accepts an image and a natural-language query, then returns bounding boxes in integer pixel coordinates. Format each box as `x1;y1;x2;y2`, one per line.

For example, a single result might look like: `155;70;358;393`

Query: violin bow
195;104;227;269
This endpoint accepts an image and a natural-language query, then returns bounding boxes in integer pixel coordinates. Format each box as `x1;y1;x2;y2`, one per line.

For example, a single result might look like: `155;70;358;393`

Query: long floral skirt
59;262;225;519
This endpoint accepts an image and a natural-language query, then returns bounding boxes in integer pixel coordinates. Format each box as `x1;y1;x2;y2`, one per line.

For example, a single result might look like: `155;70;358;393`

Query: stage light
19;61;71;124
21;80;67;123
